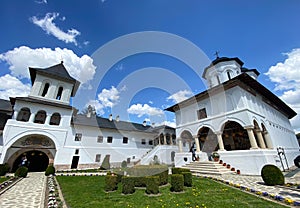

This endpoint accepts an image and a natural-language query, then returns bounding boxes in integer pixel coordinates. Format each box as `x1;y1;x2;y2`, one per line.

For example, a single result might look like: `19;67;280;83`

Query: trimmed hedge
122;176;135;194
45;165;56;176
261;164;284;186
15;166;28;178
105;175;117;192
145;176;160;195
182;172;192;187
156;170;168;185
0;163;10;176
170;174;184;192
172;167;190;175
134;176;147;187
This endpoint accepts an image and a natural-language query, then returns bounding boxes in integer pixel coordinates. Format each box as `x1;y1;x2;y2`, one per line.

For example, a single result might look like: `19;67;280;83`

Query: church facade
166;57;299;175
0;63;177;172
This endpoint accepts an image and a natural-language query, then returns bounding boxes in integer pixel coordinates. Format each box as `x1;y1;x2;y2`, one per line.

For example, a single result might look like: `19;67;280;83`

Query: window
107;136;113;143
141;139;146;145
227;71;232;80
50;113;61;125
17;108;31;122
123;137;128;144
56;86;63;100
95;154;101;162
75;133;82;141
75;149;79;155
34;110;46;124
149;140;153;145
41;83;50;97
97;136;103;143
197;108;207;120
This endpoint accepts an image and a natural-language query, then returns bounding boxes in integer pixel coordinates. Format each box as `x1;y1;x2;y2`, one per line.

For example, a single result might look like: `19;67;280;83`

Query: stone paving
0;172;46;208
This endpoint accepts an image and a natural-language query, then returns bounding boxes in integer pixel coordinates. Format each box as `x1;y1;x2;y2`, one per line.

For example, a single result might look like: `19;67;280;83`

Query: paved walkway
0;172;46;208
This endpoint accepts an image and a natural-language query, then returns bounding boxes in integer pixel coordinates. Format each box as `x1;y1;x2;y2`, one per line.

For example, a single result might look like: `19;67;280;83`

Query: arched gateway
5;134;56;172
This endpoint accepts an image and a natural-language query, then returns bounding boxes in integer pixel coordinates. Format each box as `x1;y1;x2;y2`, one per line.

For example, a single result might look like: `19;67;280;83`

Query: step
181;161;234;175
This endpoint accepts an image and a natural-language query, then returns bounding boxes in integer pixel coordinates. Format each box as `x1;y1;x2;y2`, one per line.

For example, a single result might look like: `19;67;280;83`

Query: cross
60;55;64;64
214;51;220;58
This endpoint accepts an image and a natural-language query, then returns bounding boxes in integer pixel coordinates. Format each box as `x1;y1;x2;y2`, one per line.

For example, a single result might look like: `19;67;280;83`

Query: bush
105;175;117;192
294;155;300;168
122;176;135;194
121;160;127;168
0;163;10;176
170;174;184;192
156;170;168;185
45;165;56;176
145;176;160;195
261;164;284;186
100;155;111;170
182;172;192;187
172;167;190;175
15;166;28;178
134;176;147;187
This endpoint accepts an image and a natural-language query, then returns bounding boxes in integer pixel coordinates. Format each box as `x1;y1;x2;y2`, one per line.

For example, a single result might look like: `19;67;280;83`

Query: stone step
181;161;234;175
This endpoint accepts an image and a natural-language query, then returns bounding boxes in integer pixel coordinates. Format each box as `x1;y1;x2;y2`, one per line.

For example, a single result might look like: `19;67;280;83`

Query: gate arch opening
12;150;49;172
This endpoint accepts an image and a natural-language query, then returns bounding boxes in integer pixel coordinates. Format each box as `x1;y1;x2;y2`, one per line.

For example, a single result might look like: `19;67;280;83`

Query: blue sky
1;0;300;130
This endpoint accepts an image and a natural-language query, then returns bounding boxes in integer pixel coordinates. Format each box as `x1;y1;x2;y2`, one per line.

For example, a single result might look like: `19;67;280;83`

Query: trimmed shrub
134;176;147;187
170;174;184;192
114;171;124;184
105;175;117;192
45;165;55;176
15;166;28;178
122;176;135;194
182;172;192;187
121;160;127;168
100;155;111;170
156;170;168;185
172;167;190;175
261;164;284;186
145;176;160;195
0;163;10;176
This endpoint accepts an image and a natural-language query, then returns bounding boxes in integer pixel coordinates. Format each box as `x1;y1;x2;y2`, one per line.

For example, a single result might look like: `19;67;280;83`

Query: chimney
116;115;120;122
143;120;147;126
109;114;113;121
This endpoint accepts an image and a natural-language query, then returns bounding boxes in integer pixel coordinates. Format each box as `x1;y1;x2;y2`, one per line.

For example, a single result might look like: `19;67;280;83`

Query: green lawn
0;177;9;183
56;176;286;208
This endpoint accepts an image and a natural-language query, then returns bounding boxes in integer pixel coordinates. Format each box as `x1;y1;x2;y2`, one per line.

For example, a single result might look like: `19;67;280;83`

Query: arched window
50;113;61;125
41;83;50;97
56;87;63;100
216;75;221;84
34;110;46;124
16;108;31;122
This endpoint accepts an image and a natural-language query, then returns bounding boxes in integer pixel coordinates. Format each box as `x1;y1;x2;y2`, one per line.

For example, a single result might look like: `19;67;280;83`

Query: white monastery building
0;56;299;175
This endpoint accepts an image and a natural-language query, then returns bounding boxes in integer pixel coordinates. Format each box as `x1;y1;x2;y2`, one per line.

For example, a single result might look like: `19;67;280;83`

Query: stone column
193;135;201;152
246;128;258;149
216;132;225;151
178;138;183;153
29;113;35;123
164;134;167;145
263;131;273;149
45;114;51;125
13;110;19;120
255;130;266;149
170;135;173;145
158;136;161;145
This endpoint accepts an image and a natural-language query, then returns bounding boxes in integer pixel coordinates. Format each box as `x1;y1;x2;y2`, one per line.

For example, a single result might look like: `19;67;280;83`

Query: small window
34;110;46;124
75;133;82;141
41;83;50;97
227;71;232;80
56;86;63;100
97;136;103;143
149;140;153;145
107;136;113;143
75;149;79;155
17;108;31;122
95;154;101;162
123;137;128;144
50;113;61;125
197;108;207;120
141;139;146;145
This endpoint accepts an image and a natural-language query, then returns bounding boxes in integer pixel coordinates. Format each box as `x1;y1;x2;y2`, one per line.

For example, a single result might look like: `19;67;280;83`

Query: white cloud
167;90;193;103
30;12;80;45
0;74;31;100
265;48;300;131
153;120;176;128
0;46;96;85
85;86;123;115
127;103;164;118
35;0;47;4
